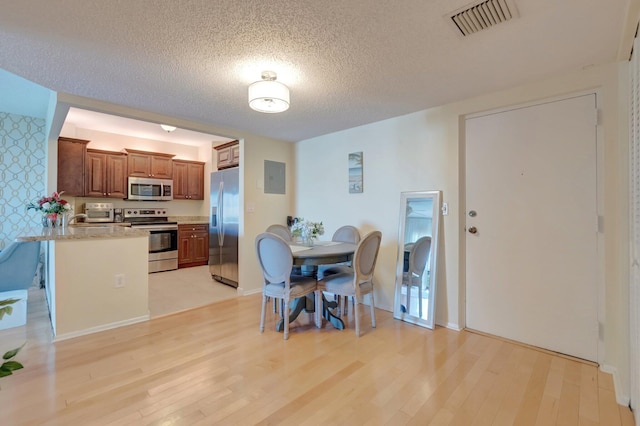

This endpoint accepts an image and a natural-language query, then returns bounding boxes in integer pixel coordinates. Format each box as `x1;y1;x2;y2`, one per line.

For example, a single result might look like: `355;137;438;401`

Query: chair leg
418;282;423;318
369;291;376;329
339;296;345;316
354;296;361;337
283;296;290;340
260;294;267;333
315;290;322;328
406;283;412;316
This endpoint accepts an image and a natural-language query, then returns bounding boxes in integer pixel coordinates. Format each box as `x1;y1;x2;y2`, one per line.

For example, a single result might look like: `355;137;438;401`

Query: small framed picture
349;152;363;193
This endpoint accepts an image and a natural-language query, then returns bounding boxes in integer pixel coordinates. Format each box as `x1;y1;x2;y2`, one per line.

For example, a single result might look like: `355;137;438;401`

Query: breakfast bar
16;226;150;341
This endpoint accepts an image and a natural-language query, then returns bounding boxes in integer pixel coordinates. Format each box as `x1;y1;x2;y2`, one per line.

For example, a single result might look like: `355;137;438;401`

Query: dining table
276;240;357;331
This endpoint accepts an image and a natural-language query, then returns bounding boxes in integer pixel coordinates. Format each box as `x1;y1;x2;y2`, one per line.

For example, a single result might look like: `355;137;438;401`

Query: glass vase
42;213;61;228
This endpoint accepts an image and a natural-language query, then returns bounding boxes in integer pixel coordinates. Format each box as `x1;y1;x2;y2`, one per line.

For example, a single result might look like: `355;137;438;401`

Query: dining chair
403;236;431;318
265;224;292;241
319;225;361;313
317;230;381;337
255;232;319;340
265;224;298;312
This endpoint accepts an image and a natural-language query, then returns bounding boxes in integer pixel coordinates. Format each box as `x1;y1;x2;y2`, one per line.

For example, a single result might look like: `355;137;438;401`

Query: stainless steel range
124;208;178;273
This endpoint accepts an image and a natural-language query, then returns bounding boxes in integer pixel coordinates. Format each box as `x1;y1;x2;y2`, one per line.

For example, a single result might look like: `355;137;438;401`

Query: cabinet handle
103;193;107;196
107;192;110;196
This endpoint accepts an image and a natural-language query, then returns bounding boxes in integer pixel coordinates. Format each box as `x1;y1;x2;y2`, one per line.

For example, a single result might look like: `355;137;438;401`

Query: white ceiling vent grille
448;0;519;37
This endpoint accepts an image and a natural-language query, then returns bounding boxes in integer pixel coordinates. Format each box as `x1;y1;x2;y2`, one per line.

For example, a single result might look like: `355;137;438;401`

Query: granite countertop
170;216;209;225
15;225;149;242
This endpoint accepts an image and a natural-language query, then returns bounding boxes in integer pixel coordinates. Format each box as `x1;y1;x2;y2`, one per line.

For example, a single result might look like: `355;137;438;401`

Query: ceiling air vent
448;0;519;37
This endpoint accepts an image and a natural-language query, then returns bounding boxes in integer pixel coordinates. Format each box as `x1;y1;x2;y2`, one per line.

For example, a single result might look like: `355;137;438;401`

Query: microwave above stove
127;177;173;201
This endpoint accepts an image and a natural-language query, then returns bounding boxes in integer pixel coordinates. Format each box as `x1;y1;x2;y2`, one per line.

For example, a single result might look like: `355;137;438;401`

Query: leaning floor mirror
393;190;441;329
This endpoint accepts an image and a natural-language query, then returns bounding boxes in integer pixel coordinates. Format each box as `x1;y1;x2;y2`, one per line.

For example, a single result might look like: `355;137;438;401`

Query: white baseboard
240;287;262;296
53;314;150;342
600;364;630;406
439;321;461;331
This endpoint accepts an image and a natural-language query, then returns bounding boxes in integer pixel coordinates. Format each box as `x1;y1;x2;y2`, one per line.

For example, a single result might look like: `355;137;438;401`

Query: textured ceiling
0;0;631;142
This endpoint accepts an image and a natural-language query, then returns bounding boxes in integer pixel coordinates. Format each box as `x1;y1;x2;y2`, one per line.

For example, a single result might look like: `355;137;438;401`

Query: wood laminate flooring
0;287;635;425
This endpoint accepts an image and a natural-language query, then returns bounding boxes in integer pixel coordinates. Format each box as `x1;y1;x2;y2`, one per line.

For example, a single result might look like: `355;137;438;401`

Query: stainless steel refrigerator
209;168;239;287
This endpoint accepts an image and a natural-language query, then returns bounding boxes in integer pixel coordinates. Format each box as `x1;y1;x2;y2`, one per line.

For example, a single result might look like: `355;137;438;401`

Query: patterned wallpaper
0;112;46;249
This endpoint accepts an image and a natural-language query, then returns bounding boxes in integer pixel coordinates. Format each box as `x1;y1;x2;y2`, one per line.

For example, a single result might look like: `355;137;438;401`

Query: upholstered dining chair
265;224;292;241
317;230;381;337
331;225;360;245
318;225;361;313
255;232;319;340
403;236;431;318
265;224;297;312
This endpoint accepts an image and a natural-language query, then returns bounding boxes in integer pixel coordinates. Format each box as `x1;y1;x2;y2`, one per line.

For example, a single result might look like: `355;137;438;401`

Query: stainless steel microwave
127;177;173;201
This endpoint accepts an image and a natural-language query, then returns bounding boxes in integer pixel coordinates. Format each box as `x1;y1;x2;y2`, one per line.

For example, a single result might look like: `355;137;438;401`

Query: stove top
124;208;176;226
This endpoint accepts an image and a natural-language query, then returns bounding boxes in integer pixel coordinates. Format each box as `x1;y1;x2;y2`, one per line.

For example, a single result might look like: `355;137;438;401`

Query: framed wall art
349;151;363;193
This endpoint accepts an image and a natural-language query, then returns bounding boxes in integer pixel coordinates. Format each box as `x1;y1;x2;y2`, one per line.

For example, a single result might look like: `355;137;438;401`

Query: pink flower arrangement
26;191;72;221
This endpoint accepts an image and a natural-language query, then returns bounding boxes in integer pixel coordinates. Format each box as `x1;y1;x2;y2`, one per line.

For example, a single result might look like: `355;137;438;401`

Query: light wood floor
0;288;635;425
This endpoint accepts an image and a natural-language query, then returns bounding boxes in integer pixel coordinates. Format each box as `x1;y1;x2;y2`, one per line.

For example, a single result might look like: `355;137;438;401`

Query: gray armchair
0;241;41;293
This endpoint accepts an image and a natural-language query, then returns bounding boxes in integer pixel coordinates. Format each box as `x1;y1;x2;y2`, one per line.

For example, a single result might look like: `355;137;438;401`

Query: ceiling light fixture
248;71;290;113
160;124;177;133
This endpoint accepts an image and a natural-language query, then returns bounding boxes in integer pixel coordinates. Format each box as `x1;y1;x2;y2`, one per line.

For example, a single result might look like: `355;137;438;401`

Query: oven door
146;227;178;254
134;224;179;273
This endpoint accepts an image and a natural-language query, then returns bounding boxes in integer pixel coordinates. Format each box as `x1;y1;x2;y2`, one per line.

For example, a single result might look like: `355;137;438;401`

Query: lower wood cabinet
178;224;209;268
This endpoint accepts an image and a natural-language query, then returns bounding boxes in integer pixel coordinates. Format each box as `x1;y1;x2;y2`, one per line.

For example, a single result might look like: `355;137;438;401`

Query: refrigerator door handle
217;181;224;246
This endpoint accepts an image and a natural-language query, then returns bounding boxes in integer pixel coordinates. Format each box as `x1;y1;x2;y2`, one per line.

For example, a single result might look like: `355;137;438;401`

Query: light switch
246;202;256;213
442;202;449;216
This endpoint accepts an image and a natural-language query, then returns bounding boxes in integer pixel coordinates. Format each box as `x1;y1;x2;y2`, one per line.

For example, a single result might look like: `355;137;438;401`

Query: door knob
468;226;478;234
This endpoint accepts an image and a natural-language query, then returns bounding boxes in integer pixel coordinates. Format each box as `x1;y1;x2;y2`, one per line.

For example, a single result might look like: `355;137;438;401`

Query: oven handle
218;180;224;246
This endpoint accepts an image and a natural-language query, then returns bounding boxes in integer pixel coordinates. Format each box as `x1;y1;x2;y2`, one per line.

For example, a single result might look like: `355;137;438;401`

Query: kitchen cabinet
214;140;239;170
178;224;209;268
85;149;128;198
58;137;90;196
125;149;174;178
173;160;205;200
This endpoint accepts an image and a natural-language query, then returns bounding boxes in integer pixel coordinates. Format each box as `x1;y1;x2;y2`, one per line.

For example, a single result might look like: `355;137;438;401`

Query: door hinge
594;109;600;127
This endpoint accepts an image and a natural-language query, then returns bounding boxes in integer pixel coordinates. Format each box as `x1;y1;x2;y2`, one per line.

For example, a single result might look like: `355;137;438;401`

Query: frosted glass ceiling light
248;71;290;113
160;124;176;132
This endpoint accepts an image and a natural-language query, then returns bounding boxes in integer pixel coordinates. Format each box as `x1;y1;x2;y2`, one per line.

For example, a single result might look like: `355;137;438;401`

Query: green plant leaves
0;344;25;378
3;344;24;360
0;298;20;321
0;361;24;377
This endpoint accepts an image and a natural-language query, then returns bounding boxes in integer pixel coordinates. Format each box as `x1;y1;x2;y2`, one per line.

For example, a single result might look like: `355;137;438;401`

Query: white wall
295;61;629;399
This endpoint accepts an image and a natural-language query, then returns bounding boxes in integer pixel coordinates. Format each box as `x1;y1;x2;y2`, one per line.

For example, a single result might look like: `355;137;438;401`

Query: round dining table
276;241;357;331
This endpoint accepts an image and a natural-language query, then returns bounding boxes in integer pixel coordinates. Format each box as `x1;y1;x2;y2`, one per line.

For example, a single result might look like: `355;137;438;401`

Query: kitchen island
17;226;150;341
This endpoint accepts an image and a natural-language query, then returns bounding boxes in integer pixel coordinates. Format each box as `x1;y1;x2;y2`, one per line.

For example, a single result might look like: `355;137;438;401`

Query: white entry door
465;94;598;361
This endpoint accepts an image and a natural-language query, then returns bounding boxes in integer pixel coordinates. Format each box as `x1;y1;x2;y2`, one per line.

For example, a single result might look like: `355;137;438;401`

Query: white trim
601;364;631;406
52;315;150;342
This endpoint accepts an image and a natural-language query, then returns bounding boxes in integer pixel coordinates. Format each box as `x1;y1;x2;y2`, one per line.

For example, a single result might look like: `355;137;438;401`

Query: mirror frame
393;190;441;329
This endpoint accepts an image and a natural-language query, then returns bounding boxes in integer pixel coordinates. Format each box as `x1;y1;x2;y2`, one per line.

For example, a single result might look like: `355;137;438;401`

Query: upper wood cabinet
173;160;205;200
125;149;175;178
58;137;90;197
214;140;239;170
85;149;128;198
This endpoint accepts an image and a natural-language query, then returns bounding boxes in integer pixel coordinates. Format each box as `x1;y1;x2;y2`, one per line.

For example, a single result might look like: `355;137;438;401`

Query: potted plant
0;298;25;379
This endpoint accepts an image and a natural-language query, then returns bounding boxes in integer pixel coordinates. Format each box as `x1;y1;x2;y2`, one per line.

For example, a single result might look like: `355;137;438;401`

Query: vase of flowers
290;218;324;246
26;191;72;227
